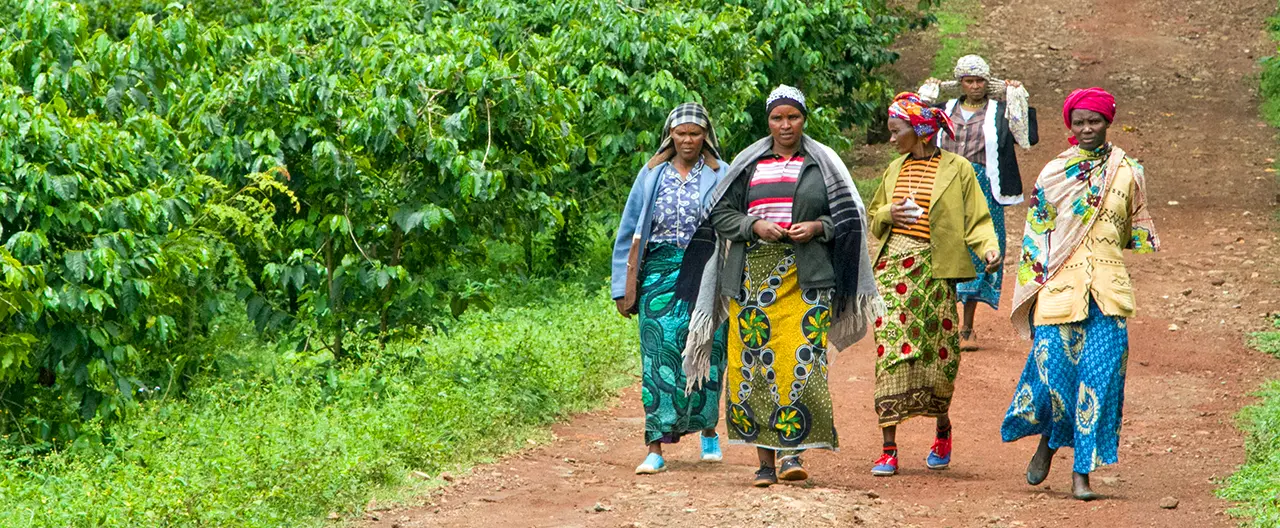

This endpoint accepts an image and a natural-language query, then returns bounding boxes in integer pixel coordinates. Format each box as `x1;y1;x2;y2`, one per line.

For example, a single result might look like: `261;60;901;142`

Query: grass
1219;318;1280;527
0;287;637;527
1260;14;1280;195
846;0;987;203
1219;379;1280;527
930;0;983;78
1253;319;1280;358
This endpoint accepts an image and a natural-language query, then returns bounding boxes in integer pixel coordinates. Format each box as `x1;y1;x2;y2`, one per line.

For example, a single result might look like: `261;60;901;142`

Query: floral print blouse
648;159;705;248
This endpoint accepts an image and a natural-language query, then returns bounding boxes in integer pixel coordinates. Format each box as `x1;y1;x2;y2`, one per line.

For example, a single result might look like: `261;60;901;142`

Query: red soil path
370;0;1280;526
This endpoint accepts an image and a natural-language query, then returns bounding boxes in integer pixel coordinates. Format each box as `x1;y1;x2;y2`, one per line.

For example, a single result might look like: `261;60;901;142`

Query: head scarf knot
1062;87;1116;145
888;92;955;143
953;54;991;80
766;84;808;116
653;102;722;161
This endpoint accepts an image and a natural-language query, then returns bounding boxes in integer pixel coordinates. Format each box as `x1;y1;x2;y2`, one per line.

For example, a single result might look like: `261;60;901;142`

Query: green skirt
638;243;726;444
873;235;961;426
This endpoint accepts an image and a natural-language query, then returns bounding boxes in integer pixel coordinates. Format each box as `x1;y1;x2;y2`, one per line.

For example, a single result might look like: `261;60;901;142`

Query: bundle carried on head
917;54;1033;149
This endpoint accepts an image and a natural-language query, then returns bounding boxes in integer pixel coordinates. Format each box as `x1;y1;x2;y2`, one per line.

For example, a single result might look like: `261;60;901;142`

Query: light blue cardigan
610;158;727;299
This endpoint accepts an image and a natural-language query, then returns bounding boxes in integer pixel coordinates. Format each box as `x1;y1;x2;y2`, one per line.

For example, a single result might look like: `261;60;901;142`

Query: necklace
904;149;938;200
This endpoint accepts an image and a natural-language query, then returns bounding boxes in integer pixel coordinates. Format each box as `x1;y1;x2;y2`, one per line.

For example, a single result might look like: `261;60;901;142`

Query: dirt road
371;0;1280;526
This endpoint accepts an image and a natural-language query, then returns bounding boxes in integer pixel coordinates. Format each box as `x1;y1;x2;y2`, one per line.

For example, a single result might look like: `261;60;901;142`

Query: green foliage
0;288;636;527
1223;7;1280;522
0;0;935;440
1260;15;1280;127
1251;316;1280;358
1261;13;1280;194
0;0;299;443
1219;375;1280;526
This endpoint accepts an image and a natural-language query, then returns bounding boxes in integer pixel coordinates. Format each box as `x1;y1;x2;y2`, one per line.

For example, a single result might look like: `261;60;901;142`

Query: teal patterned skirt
956;163;1006;309
638;243;727;444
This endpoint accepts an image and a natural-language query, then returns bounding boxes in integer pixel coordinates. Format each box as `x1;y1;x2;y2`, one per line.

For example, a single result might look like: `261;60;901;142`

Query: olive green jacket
868;150;999;280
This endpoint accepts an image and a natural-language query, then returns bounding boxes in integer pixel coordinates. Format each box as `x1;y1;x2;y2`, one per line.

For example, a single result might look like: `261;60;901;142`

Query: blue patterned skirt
956;163;1006;309
1000;301;1129;474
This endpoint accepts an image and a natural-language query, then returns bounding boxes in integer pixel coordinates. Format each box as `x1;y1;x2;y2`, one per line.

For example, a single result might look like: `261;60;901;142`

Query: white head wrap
765;84;807;115
953;55;992;80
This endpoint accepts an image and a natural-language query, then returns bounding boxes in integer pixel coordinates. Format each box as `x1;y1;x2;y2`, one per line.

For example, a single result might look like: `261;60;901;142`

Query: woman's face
1069;109;1110;151
671;123;706;164
768;105;805;149
960;76;988;101
887;118;920;154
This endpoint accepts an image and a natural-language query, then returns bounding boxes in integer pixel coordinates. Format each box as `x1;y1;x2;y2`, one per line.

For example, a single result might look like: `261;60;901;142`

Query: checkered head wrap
654;102;721;160
953;54;992;81
765;84;808;116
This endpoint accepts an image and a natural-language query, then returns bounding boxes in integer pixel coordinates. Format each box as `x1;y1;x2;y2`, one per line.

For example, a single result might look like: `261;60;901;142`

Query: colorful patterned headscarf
953;54;991;80
888;92;955;143
1062;87;1116;145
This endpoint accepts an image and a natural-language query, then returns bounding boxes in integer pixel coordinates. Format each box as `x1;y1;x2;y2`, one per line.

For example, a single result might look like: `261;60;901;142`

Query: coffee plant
0;0;933;443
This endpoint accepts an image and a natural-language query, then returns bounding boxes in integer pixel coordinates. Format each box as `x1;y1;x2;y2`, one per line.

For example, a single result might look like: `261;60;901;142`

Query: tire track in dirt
369;1;1280;526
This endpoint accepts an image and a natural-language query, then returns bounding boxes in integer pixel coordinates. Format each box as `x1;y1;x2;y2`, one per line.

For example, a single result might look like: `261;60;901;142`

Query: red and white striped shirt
746;154;805;229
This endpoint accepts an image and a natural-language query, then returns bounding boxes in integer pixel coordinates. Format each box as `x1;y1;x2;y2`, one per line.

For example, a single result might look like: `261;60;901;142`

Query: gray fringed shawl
680;135;885;392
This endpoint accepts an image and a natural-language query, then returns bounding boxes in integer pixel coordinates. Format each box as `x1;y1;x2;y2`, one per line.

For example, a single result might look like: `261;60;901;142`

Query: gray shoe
779;456;809;481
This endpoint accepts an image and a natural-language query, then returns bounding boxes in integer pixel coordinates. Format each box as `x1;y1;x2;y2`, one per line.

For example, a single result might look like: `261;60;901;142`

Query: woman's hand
615;298;633;319
984;250;1002;272
787;221;824;244
1007;80;1023;89
924;77;941;86
752;220;787;242
890;199;920;229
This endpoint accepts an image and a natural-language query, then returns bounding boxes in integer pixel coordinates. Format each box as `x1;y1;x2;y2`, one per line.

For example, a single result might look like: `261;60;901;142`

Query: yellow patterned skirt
725;242;836;451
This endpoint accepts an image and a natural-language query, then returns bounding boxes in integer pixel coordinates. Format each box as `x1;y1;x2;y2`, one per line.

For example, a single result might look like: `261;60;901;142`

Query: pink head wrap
1062;87;1116;145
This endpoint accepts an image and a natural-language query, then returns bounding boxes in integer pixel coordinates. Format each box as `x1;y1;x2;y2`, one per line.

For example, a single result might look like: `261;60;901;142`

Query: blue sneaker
700;434;723;462
926;438;952;470
871;452;899;476
635;452;666;474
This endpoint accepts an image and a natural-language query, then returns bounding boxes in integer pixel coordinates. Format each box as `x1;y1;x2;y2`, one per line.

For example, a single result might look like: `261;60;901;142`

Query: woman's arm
610;167;649;299
867;165;896;242
1122;163;1159;254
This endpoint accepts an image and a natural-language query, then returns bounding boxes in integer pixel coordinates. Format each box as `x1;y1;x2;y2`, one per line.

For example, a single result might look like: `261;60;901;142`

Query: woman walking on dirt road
611;102;729;475
1000;87;1160;500
682;85;883;487
866;92;1001;477
919;55;1038;351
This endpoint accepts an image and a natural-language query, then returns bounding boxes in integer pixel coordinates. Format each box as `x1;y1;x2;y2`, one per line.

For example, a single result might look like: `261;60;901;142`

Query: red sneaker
871;452;898;476
926;437;952;470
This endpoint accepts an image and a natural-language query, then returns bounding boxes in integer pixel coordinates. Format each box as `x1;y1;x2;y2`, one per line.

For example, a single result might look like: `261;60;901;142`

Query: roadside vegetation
1217;7;1280;525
